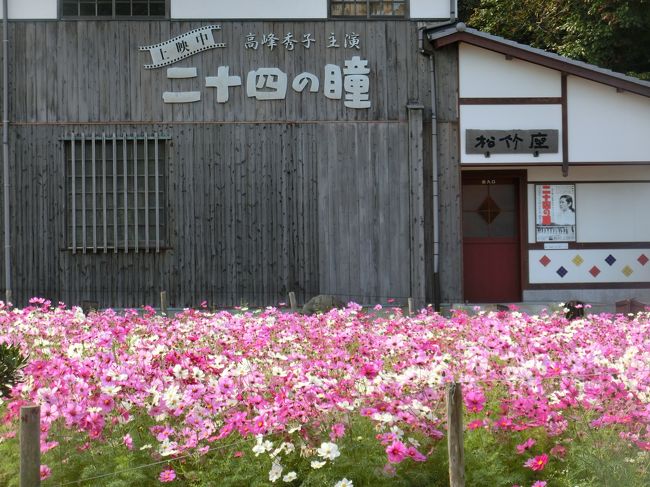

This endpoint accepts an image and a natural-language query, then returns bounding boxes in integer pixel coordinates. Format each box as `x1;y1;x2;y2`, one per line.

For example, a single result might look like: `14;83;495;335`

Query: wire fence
15;366;639;487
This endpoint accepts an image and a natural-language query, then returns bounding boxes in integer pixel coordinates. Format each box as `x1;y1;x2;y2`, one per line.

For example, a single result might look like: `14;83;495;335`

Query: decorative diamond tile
605;254;616;266
622;265;634;277
572;255;584;266
556;266;568;278
589;266;601;277
638;254;649;266
477;196;501;224
539;255;551;267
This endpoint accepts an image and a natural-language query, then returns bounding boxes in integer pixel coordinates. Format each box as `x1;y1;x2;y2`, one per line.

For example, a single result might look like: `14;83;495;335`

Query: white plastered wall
410;0;455;19
525;166;650;285
458;44;563;164
568;77;650;162
0;0;57;19
171;0;327;19
459;44;561;98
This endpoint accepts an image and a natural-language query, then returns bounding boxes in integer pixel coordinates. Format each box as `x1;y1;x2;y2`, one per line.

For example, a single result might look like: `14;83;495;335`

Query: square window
65;134;168;253
61;1;168;18
331;0;406;18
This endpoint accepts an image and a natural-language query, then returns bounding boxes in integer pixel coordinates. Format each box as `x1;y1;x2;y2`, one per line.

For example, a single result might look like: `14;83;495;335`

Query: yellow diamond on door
622;265;634;277
572;255;584;266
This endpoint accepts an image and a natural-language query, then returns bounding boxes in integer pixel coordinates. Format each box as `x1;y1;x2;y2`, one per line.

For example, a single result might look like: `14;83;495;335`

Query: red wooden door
462;173;522;302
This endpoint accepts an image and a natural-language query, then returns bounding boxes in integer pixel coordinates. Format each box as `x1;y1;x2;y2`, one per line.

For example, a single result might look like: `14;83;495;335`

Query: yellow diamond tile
572;255;584;266
622;265;634;277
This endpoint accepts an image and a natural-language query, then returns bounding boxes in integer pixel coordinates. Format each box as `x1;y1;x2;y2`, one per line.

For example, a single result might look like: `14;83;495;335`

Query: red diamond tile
638;254;649;266
539;255;551;267
589;266;601;277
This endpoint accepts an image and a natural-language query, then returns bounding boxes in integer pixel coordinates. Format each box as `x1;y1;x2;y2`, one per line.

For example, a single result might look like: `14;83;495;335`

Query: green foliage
0;343;28;398
460;0;650;79
0;402;648;486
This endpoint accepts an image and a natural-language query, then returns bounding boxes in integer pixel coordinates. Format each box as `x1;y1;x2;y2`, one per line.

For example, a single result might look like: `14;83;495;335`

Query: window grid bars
330;0;407;18
61;0;167;18
66;132;166;253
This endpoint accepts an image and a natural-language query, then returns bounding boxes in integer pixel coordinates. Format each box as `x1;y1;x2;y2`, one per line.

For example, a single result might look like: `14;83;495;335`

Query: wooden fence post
447;382;465;487
20;405;40;487
288;292;297;311
160;291;168;315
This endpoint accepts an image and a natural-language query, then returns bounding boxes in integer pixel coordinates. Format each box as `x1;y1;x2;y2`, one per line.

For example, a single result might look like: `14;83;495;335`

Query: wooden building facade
2;1;649;310
0;0;457;307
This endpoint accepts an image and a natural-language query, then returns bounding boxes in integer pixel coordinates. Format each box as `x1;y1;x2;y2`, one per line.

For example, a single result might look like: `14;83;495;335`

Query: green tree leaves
461;0;650;79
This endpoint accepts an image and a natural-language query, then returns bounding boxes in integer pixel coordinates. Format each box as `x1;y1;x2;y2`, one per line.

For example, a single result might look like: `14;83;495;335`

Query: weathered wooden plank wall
0;19;433;307
434;45;463;304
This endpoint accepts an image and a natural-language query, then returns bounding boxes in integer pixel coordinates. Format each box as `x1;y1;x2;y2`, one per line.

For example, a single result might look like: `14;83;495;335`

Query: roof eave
429;30;650;98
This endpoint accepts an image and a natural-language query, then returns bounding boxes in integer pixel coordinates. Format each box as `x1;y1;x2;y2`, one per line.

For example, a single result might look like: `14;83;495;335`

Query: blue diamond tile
605;254;616;266
556;266;568;278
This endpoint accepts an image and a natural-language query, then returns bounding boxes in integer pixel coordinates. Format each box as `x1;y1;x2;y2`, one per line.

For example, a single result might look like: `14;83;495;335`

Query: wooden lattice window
65;133;168;253
61;0;166;17
330;0;407;17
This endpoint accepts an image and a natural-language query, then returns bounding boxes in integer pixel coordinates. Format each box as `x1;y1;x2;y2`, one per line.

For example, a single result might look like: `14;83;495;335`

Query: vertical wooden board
399;121;412;299
115;22;129;120
24;23;37;122
45;22;58;121
292;125;304;300
165;125;179;305
435;46;459;123
316;123;331;295
193;125;206;302
87;22;101;120
205;125;218;303
271;123;283;303
8;23;22;121
357;123;376;301
404;23;420;104
408;106;426;304
140;25;156;123
374;21;391;121
75;22;89;122
437;121;462;303
335;123;353;301
240;123;252;305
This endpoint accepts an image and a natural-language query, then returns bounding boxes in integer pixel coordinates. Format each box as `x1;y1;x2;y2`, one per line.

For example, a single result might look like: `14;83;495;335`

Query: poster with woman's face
535;184;576;242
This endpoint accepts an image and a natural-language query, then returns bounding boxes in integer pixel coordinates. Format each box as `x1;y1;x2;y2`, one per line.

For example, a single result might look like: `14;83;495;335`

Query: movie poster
535;184;576;242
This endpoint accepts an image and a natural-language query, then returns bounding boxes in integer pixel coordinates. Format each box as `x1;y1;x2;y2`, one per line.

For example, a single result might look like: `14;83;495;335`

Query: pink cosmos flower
464;389;486;413
40;464;52;480
531;482;547;487
123;434;133;450
159;468;176;482
516;438;536;454
550;444;566;458
406;446;427;462
467;419;486;430
386;440;408;464
524;454;548;471
330;422;345;440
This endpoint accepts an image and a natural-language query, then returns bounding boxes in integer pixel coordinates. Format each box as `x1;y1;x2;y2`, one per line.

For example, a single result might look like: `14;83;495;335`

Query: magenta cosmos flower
386;440;408;463
159;468;176;482
524;454;548;471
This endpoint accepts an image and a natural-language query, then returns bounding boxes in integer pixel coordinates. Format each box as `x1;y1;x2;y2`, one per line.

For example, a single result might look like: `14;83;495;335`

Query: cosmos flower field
0;299;649;486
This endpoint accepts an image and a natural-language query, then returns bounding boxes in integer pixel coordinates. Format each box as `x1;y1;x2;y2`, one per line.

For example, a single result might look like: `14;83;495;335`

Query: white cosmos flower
317;442;340;461
172;364;189;380
311;460;326;469
162;384;182;408
282;471;297;482
269;461;283;483
334;479;354;487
